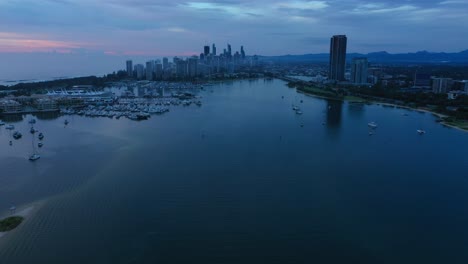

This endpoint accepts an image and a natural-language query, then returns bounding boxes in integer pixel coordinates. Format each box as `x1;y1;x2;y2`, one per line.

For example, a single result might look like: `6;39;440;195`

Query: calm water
1;79;468;264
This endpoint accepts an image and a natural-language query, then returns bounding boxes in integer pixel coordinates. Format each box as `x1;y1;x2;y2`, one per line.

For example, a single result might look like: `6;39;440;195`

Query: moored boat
29;154;40;161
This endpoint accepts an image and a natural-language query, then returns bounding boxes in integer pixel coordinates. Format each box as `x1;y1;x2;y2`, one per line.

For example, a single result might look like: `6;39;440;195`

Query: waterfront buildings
432;78;453;93
124;43;249;80
126;60;133;77
329;35;347;81
0;99;23;113
135;64;145;79
34;98;58;111
351;57;369;84
146;61;154;81
163;58;169;71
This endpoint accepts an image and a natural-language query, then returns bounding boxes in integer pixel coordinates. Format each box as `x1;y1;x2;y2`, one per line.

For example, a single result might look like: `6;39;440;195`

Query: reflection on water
348;102;365;119
1;114;24;123
35;111;60;120
325;99;343;136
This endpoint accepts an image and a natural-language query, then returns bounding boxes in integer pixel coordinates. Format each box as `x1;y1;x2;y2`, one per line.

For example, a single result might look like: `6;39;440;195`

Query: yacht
38;133;44;140
13;131;22;139
417;129;426;135
38;142;43;148
296;110;303;115
30;127;36;134
29;154;41;161
5;124;14;130
64;119;69;125
368;122;378;129
292;106;299;111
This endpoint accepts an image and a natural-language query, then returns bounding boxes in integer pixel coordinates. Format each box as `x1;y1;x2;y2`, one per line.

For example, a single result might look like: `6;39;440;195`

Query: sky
1;0;467;80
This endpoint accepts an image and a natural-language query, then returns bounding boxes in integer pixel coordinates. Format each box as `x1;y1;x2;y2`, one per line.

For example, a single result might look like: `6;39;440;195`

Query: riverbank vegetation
0;216;24;232
287;80;468;131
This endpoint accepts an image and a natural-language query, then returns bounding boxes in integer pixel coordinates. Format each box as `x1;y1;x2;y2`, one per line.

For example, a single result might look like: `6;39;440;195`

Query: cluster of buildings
328;35;468;99
126;44;258;81
0;96;58;114
328;35;370;85
412;73;468;98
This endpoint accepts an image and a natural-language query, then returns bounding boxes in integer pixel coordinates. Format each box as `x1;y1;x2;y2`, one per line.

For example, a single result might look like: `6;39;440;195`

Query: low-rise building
0;99;23;113
34;98;58;111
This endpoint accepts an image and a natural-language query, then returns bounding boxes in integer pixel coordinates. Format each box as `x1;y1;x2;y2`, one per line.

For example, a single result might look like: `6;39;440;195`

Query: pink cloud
0;32;92;53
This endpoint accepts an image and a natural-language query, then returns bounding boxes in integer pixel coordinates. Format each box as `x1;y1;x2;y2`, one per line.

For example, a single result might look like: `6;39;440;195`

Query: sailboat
29;132;40;161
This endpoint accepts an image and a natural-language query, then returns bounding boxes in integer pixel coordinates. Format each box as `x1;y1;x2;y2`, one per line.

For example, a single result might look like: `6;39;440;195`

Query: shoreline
297;88;468;132
0;201;44;239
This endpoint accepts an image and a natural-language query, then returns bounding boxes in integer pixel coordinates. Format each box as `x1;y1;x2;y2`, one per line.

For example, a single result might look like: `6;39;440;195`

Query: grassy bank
291;82;468;132
0;216;24;232
442;117;468;130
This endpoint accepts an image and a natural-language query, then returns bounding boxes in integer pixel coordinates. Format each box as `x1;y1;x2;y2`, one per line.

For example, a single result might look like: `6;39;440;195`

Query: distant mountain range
261;50;468;64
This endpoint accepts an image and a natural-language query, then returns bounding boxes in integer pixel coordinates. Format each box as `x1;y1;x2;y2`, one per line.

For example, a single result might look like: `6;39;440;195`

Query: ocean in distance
1;79;468;264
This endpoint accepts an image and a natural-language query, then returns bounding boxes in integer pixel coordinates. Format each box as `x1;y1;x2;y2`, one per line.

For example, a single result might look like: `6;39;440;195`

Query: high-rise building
134;64;145;79
163;57;169;70
351;57;368;84
329;35;347;81
146;61;154;81
126;60;133;77
176;59;188;78
155;63;163;80
204;45;210;57
432;78;453;93
212;44;217;56
188;57;198;77
227;44;232;58
240;46;245;59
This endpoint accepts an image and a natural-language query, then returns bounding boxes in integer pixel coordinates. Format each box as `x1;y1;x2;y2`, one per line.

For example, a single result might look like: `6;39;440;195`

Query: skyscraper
134;64;144;79
212;44;217;56
240;46;245;59
329;35;347;81
227;44;232;58
204;45;210;57
351;57;368;84
188;56;198;77
126;60;133;77
162;57;169;71
146;61;154;81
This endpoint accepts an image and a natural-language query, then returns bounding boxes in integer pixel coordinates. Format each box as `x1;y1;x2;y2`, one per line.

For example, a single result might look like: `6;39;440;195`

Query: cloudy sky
0;0;467;80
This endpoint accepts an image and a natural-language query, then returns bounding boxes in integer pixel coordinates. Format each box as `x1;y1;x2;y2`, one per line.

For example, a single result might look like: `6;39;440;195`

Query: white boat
296;110;303;115
38;142;43;148
368;122;378;129
5;124;14;130
292;106;299;111
29;154;41;161
38;133;44;140
64;119;69;125
30;127;36;134
417;129;426;134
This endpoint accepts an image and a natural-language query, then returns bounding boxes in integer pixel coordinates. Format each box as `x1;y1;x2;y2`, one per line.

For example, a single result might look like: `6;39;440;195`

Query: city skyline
0;0;467;56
